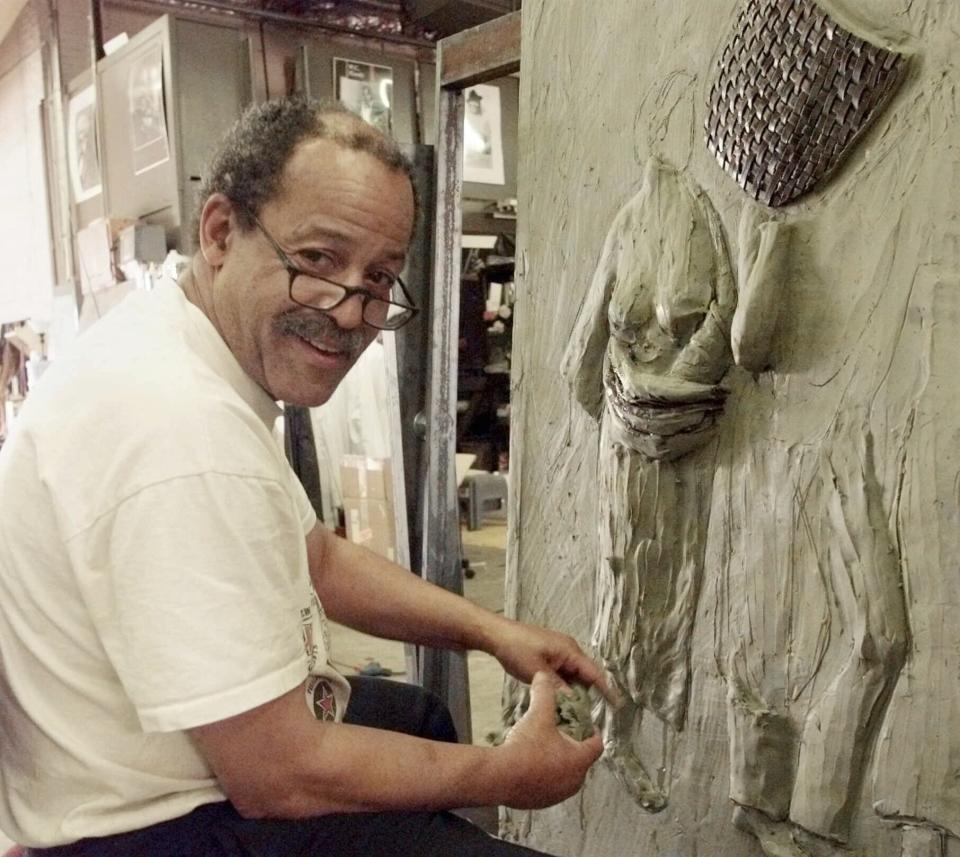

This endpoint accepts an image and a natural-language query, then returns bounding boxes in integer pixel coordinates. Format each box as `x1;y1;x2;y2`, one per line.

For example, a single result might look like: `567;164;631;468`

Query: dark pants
28;677;551;857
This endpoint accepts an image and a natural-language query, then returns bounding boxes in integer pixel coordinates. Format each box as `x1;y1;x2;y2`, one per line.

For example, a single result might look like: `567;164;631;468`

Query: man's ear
198;193;235;267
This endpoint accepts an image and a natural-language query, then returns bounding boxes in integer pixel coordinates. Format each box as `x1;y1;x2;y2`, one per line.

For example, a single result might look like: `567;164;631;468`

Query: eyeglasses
249;214;418;331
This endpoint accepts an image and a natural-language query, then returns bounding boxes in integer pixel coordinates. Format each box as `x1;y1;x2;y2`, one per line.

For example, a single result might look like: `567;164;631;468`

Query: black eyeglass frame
248;213;419;331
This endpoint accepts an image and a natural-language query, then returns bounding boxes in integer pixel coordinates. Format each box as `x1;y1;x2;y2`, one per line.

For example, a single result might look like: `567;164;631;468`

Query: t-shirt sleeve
67;472;311;732
285;464;319;535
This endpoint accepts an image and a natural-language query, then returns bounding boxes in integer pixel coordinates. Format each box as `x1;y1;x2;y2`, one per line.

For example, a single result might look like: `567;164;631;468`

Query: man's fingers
596;673;623;709
527;670;562;720
580;731;603;761
559;656;623;709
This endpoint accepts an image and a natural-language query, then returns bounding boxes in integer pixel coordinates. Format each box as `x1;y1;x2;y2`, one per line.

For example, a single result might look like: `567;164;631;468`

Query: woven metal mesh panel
705;0;906;207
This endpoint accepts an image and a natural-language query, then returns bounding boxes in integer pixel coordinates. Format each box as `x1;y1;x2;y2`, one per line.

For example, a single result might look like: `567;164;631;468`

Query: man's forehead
262;143;412;249
282;139;411;198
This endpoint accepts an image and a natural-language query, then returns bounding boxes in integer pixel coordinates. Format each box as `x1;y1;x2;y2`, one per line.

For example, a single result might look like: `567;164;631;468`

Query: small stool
463;471;508;531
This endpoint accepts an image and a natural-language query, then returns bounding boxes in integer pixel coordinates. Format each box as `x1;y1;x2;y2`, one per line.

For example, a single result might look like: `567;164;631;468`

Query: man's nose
327;271;363;330
325;287;366;330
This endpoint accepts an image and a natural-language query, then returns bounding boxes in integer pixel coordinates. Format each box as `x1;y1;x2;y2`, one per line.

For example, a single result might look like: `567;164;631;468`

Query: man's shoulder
28;288;207;432
14;289;285;535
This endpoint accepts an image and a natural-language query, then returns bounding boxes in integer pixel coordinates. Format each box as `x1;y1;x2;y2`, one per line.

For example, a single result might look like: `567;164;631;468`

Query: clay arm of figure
560;203;630;420
190;669;602;818
729;204;793;373
305;524;615;697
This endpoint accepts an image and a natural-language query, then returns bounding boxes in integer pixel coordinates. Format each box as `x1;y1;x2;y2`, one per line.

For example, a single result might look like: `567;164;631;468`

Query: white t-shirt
0;282;350;847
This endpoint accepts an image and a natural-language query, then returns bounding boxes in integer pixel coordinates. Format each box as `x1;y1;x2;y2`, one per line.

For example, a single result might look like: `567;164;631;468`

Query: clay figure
562;157;736;811
728;419;909;856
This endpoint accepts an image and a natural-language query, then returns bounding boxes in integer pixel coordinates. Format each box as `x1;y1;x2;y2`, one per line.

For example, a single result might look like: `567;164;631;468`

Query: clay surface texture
505;1;960;855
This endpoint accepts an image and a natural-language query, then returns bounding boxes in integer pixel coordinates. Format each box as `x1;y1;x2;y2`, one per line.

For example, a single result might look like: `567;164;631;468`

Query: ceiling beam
437;9;520;89
0;0;31;49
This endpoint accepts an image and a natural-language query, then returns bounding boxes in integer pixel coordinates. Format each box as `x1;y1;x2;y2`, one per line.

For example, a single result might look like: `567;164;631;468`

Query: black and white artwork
463;84;505;185
334;58;393;136
128;44;169;175
67;85;101;202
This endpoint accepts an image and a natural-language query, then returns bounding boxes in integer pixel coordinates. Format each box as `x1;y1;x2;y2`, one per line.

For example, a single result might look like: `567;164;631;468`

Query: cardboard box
76;217;137;294
340;455;393;502
340;456;396;562
344;497;396;562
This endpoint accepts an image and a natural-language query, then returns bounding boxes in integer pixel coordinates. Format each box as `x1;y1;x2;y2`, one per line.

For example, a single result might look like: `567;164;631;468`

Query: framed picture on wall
463;84;505;185
128;43;169;175
67;85;102;202
334;58;393;136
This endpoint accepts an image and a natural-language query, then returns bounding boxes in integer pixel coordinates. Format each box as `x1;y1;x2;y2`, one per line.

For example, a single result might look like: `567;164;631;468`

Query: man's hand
482;615;619;706
494;672;604;809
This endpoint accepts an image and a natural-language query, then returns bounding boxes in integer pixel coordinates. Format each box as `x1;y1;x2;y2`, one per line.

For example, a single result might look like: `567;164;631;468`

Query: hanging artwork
334;58;393;136
463;84;505;185
128;43;169;175
67;85;101;203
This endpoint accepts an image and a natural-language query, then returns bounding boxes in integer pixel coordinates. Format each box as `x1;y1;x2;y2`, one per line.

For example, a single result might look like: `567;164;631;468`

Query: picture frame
463;84;505;185
333;58;394;137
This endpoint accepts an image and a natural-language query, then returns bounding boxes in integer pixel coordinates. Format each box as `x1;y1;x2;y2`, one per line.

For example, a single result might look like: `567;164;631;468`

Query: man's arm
306;524;615;698
189;671;601;818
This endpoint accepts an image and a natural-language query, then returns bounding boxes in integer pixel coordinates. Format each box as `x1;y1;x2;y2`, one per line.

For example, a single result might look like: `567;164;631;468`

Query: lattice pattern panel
705;0;906;207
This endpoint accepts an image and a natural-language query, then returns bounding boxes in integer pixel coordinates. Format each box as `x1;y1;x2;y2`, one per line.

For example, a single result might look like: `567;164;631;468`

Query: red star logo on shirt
312;679;337;722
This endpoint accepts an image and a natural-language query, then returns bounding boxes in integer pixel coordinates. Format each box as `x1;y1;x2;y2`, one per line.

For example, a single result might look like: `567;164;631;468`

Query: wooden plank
396;144;435;583
438;10;521;89
419;86;472;743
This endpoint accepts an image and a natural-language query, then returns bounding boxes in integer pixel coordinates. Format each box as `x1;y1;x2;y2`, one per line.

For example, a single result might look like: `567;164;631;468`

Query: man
0;98;607;856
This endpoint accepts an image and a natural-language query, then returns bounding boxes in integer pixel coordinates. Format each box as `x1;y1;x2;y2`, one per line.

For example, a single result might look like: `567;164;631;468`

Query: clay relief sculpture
703;1;913;854
561;157;736;812
727;419;909;857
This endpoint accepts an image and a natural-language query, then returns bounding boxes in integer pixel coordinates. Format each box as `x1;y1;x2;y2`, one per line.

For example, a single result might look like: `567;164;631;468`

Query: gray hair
193;96;415;243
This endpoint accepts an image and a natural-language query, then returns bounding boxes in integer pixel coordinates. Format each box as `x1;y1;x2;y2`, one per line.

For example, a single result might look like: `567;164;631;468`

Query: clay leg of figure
727;648;795;820
899;826;945;857
626;454;715;728
790;430;908;843
592;430;668;812
727;643;809;856
733;807;812;857
595;688;667;813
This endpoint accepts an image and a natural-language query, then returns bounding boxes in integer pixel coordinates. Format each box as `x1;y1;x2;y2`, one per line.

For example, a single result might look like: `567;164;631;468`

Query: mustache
276;310;368;356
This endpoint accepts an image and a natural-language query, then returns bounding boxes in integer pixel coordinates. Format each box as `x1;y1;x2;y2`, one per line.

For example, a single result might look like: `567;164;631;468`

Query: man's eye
367;270;396;292
298;249;336;271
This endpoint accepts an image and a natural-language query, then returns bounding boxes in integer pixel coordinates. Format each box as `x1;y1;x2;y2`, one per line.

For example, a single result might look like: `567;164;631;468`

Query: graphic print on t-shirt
300;605;318;671
299;587;346;722
306;676;338;721
300;589;331;672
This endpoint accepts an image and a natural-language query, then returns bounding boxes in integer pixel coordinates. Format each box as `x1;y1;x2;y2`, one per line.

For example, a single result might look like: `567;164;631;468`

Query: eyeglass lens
291;274;414;330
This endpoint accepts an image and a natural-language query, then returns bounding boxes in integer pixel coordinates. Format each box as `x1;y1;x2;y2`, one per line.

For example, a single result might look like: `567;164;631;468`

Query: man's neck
179;257;216;325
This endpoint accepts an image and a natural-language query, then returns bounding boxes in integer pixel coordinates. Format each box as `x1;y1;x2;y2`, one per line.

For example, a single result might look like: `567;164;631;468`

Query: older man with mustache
0;98;608;857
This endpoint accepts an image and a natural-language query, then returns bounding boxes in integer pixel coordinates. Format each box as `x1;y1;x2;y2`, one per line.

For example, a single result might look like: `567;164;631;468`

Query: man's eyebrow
287;224;406;265
287;224;351;244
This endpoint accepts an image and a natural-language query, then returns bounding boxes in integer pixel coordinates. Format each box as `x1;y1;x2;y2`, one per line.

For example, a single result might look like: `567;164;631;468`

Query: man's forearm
307;525;503;653
191;676;599;819
200;689;508;817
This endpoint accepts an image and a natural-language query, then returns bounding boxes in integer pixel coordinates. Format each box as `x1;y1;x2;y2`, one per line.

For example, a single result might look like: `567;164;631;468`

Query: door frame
418;11;521;743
